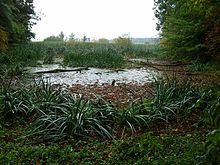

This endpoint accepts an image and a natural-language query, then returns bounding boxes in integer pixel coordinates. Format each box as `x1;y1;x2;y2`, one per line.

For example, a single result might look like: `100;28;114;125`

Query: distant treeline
131;38;160;44
109;38;160;44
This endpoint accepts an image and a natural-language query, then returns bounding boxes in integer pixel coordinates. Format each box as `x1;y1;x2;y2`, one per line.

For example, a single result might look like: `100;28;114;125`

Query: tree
69;33;75;41
59;31;65;41
0;0;15;51
154;0;220;60
43;36;63;42
98;38;109;44
113;34;132;46
13;0;38;42
0;0;38;51
82;34;87;42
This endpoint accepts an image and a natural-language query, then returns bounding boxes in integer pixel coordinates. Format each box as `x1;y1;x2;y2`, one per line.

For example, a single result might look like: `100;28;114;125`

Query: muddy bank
69;83;154;108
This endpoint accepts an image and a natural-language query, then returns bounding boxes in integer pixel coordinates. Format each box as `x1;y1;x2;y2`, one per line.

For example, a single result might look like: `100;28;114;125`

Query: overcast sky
32;0;158;41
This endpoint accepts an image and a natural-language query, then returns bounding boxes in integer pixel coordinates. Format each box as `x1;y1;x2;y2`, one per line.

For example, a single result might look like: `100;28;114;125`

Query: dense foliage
154;0;220;61
0;0;38;51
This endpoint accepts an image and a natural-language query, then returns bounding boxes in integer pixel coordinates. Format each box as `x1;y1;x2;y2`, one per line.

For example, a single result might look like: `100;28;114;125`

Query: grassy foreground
0;77;219;164
0;132;206;164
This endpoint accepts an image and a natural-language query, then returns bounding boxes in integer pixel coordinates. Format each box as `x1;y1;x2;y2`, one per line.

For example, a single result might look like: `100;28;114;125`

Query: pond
27;64;160;86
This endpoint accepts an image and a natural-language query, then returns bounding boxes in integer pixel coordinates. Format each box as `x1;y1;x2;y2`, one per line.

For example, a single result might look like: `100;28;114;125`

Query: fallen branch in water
128;59;192;67
35;67;89;74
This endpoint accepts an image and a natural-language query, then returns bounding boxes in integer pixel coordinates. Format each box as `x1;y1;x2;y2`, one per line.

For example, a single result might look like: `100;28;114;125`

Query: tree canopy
154;0;220;61
0;0;38;51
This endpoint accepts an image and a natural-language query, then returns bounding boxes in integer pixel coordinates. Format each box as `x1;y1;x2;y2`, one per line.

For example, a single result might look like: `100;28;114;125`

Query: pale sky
32;0;158;41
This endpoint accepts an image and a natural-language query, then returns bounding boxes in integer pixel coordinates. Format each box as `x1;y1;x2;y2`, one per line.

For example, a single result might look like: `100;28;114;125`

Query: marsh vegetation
0;0;220;164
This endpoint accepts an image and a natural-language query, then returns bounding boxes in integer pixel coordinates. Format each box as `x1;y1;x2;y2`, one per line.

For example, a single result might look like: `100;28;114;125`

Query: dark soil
70;83;154;108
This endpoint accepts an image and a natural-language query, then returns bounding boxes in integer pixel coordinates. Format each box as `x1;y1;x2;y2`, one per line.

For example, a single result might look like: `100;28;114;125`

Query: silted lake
27;64;160;86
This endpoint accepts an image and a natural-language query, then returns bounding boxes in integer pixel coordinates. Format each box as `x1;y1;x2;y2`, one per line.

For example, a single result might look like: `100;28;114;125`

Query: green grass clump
148;77;203;121
28;96;115;140
113;77;209;136
63;42;158;68
0;79;116;140
128;43;160;58
0;42;53;76
64;45;125;68
0;43;44;67
0;42;67;76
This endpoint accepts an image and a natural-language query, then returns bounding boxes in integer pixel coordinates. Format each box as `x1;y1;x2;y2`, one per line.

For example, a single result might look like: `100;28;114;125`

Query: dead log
35;67;89;74
128;59;192;67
